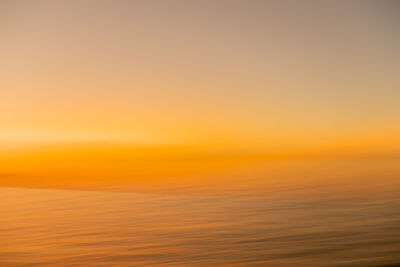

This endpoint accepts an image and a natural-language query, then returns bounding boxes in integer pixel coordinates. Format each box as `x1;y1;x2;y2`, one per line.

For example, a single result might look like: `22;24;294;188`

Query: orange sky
1;0;399;154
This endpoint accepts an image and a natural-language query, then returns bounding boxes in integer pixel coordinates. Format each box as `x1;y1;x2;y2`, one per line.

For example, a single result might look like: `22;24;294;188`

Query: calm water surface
1;159;399;266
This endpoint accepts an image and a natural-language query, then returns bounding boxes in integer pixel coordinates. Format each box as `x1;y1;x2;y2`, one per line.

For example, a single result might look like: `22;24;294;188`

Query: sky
1;0;399;154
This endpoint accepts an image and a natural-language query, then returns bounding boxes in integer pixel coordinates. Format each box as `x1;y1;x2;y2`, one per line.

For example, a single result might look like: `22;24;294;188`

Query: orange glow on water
1;1;400;265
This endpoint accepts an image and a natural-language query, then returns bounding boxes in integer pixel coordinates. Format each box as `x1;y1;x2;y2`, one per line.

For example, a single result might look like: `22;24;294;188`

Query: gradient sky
1;0;399;152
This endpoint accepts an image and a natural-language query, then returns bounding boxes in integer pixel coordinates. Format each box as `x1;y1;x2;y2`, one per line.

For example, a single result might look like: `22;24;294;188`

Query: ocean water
1;159;399;266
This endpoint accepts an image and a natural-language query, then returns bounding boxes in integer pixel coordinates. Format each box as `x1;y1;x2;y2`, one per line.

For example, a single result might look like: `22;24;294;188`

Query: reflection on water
1;160;400;266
